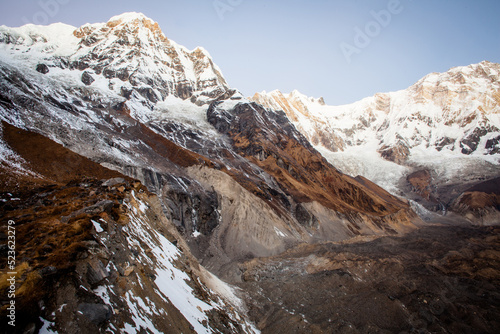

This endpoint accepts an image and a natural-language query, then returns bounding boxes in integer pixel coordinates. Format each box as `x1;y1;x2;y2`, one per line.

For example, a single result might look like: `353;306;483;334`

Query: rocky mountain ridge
0;12;233;107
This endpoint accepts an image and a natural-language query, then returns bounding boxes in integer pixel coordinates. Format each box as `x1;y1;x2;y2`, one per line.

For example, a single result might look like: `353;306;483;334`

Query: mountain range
0;12;499;334
252;62;500;223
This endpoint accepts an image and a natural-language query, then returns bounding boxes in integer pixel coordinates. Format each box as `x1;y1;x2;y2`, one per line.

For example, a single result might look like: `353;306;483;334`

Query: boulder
36;63;49;74
77;303;112;325
102;177;125;187
86;258;109;285
81;71;95;86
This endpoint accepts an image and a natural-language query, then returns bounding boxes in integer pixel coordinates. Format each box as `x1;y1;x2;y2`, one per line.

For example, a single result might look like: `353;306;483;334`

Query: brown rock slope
208;102;418;229
451;177;500;225
0;123;257;334
0;121;125;192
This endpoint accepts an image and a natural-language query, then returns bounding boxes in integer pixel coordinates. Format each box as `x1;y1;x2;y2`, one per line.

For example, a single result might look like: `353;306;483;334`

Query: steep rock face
205;101;418;244
207;101;407;214
250;62;500;218
0;124;258;334
186;166;303;281
252;90;345;152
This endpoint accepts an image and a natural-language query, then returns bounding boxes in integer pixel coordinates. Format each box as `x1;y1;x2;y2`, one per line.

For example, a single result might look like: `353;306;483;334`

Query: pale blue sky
1;0;499;105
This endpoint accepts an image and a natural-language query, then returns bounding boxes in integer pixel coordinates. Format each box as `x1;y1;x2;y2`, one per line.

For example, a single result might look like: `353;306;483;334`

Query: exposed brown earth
407;169;434;201
0;178;129;333
451;177;500;225
0;121;125;192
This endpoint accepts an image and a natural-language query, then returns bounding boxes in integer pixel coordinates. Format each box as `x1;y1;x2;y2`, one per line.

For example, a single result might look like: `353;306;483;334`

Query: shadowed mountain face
0;12;498;334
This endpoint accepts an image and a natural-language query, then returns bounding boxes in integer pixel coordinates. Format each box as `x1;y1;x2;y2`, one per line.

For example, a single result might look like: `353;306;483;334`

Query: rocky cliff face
250;62;500;222
0;123;257;334
450;177;500;225
206;100;413;218
251;90;345;153
198;100;418;278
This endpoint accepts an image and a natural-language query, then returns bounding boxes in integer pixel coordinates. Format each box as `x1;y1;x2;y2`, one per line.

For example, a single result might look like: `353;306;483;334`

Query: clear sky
1;0;499;105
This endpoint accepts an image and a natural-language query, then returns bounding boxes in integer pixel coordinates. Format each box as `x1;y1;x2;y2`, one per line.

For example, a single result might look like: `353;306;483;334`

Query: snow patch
39;318;57;334
317;145;408;195
274;226;286;237
124;195;213;333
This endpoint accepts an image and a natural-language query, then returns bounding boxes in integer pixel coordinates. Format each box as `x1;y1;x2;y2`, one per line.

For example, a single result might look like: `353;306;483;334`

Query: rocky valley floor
237;222;500;333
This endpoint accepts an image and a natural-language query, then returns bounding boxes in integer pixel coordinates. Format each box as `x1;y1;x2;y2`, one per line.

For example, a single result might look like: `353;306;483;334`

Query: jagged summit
108;11;152;23
411;61;500;97
0;12;232;106
78;11;167;45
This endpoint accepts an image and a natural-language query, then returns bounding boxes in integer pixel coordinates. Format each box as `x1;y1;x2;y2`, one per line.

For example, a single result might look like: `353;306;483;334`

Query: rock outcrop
450;177;500;225
0;123;257;334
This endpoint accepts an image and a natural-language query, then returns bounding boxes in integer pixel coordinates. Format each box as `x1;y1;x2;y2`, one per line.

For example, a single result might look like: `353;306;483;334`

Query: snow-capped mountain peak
77;11;167;47
108;11;152;23
0;12;232;108
250;61;500;196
